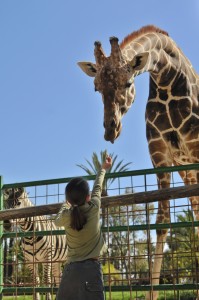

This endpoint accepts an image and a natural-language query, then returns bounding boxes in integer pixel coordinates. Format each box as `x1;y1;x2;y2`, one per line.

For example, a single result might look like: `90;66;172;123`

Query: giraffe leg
179;170;199;299
146;172;171;300
189;195;199;300
146;212;169;299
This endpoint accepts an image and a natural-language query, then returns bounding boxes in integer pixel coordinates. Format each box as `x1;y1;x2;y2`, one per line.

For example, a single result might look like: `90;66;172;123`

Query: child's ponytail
70;206;87;231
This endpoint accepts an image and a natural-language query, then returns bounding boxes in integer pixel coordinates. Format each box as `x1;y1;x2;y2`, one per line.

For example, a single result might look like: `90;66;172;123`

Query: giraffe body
78;25;199;300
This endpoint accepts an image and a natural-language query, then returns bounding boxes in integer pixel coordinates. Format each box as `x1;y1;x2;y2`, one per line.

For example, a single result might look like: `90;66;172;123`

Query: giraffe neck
121;32;199;98
122;31;199;167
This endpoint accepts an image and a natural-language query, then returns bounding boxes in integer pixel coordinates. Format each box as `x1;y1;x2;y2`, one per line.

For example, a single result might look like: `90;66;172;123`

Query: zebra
3;187;68;300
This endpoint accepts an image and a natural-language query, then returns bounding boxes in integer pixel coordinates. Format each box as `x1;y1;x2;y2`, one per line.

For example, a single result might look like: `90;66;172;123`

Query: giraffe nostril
121;107;127;114
110;119;116;128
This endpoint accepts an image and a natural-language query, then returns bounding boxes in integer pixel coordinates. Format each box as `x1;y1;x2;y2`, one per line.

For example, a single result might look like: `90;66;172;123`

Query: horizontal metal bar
107;284;199;292
2;163;199;188
2;286;58;293
2;221;199;238
1;182;199;220
2;283;199;293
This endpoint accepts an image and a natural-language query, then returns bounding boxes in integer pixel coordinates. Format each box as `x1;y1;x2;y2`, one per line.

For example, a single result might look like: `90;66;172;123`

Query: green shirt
54;169;107;264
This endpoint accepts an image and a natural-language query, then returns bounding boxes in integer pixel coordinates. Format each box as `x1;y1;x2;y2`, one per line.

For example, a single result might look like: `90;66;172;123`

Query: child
55;155;112;300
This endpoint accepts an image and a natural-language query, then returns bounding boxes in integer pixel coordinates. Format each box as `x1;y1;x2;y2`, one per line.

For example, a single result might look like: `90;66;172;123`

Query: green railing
3;162;199;188
1;163;199;299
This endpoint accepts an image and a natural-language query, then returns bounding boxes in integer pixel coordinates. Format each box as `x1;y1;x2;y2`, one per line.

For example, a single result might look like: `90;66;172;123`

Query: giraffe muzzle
104;121;122;143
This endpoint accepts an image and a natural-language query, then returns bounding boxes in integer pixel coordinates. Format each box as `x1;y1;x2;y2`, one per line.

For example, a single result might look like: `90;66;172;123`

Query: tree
163;209;199;284
77;150;132;197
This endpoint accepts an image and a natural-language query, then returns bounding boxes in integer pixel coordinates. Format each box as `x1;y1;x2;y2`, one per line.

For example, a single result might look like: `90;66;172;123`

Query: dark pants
56;259;105;300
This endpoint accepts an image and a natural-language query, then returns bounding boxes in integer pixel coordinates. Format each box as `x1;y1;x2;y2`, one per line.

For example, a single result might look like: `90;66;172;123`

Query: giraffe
77;25;199;299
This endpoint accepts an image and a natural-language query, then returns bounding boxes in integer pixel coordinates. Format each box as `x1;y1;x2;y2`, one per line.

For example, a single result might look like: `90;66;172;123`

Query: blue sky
0;0;199;184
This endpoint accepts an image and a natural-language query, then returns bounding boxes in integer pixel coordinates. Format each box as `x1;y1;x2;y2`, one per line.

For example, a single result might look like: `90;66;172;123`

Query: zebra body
4;188;67;300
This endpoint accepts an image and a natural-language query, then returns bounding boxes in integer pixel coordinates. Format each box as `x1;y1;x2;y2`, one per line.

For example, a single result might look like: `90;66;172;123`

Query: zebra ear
129;52;149;71
3;189;10;199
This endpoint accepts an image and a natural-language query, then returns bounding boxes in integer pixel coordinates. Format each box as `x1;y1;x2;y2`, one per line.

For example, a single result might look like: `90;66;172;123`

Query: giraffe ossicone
78;25;199;300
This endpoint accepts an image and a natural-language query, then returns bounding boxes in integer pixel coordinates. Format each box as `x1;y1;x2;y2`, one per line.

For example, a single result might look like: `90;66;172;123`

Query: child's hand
102;155;112;171
66;201;72;209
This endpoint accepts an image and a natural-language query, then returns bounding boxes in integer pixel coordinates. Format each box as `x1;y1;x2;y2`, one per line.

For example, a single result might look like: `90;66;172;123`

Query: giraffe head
78;37;149;143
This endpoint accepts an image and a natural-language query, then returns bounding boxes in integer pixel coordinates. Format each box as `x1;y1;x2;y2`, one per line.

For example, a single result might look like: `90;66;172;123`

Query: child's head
65;177;90;205
65;177;90;231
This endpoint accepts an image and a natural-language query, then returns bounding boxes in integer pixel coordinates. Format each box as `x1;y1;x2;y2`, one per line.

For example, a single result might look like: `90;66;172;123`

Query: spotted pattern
78;25;199;300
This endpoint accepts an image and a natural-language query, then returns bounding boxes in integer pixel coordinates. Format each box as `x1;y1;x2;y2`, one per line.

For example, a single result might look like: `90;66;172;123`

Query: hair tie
72;204;78;208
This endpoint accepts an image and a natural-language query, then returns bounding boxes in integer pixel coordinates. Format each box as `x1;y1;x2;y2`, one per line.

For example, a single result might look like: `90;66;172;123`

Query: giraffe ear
129;52;149;71
77;62;97;77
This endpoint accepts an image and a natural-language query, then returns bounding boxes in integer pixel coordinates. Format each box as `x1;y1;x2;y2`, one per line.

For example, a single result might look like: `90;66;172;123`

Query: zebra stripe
4;187;67;300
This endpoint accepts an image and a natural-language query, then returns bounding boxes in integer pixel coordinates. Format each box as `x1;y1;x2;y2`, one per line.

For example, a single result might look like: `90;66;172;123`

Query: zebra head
3;188;25;231
4;187;25;209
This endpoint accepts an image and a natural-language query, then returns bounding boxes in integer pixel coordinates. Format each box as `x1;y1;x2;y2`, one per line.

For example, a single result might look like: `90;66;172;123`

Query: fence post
0;176;3;299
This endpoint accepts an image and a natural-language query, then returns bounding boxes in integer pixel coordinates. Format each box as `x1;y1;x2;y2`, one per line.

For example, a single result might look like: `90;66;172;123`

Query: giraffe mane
120;25;169;49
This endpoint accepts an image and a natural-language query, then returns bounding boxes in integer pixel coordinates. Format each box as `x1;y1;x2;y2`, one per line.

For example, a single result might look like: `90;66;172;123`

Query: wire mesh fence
0;164;199;299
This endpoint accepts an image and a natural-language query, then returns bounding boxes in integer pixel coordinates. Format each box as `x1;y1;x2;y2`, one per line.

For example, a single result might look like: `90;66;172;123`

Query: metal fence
0;164;199;299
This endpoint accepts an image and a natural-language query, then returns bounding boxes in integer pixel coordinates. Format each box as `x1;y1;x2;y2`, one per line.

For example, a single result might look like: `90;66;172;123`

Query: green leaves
77;150;132;190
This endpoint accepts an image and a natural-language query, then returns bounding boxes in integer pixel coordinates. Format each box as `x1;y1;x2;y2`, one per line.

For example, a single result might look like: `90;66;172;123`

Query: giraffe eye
125;82;132;88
